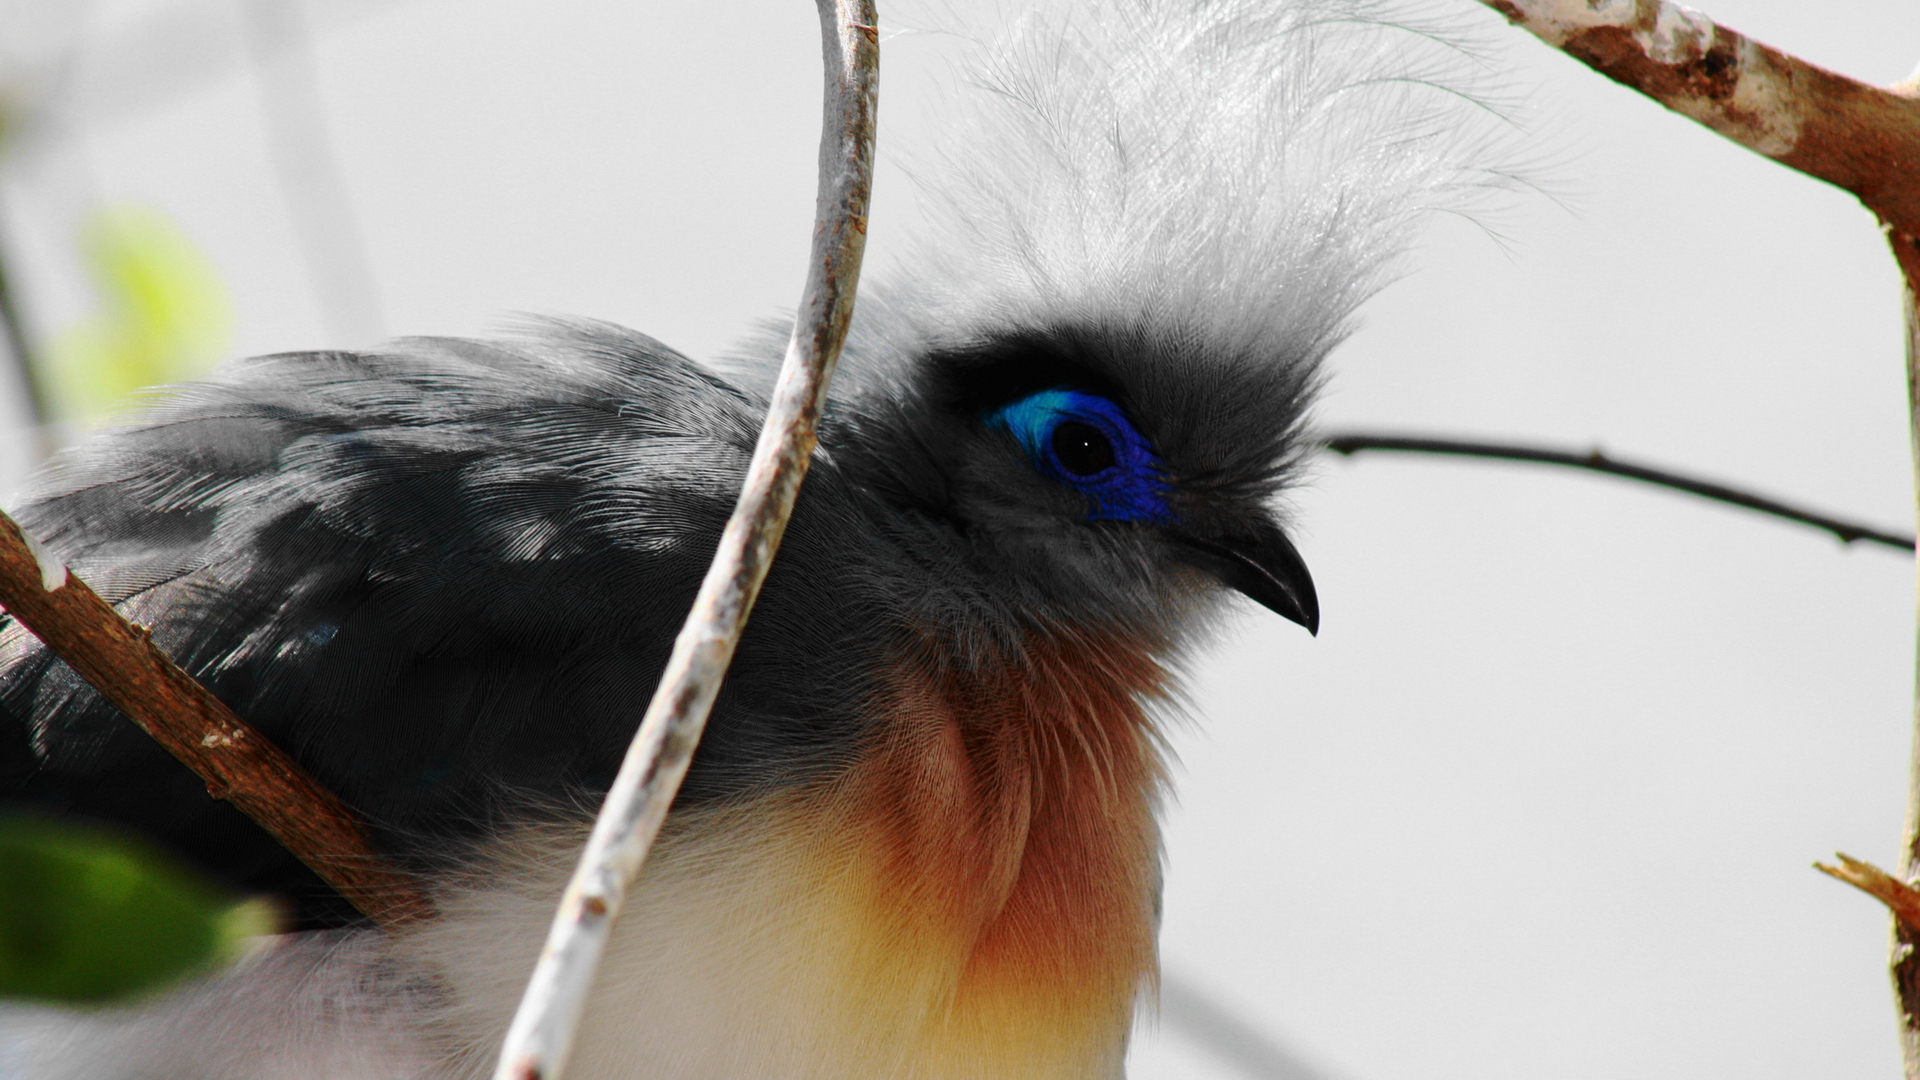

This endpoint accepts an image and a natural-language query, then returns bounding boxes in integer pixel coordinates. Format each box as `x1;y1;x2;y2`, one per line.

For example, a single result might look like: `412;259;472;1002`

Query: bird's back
0;322;891;927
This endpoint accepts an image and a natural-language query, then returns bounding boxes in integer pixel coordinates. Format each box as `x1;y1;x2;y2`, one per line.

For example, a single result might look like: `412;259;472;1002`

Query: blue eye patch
985;389;1172;523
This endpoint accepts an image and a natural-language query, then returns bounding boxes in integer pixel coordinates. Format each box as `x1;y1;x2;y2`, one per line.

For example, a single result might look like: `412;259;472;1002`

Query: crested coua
0;0;1511;1076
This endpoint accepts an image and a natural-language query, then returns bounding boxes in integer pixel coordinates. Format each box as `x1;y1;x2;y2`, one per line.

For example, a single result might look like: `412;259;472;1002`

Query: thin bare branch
1816;854;1920;935
242;0;386;343
487;4;878;1079
0;508;430;928
1477;0;1920;238
1320;433;1915;552
1159;971;1337;1080
0;189;54;462
1896;230;1920;1079
4;0;407;148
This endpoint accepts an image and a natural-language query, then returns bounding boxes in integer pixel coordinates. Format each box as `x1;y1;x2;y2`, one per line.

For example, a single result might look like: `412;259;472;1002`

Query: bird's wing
0;323;875;926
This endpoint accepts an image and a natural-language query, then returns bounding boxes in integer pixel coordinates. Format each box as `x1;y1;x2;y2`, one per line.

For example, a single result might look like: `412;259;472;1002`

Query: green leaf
45;203;234;420
0;815;276;1005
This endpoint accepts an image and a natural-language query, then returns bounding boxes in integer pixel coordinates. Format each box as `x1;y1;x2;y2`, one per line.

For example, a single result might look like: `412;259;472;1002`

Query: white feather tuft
821;0;1528;391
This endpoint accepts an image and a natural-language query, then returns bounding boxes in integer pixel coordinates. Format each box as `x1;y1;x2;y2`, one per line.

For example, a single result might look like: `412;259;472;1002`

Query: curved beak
1166;525;1319;635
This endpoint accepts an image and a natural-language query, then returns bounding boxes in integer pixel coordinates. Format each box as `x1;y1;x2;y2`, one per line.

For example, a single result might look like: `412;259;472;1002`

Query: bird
0;0;1510;1076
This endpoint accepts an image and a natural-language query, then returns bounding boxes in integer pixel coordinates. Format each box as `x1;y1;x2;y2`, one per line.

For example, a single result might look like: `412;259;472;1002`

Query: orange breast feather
821;628;1172;1078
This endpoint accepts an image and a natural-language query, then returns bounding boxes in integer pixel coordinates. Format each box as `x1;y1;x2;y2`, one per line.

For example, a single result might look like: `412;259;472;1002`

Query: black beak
1166;525;1319;635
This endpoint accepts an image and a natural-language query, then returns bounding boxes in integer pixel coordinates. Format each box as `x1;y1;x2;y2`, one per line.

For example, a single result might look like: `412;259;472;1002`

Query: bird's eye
1050;420;1116;476
983;388;1173;524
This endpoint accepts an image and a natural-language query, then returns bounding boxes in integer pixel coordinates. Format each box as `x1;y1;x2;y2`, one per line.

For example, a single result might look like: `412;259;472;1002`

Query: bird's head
941;324;1321;633
824;315;1323;640
732;0;1519;641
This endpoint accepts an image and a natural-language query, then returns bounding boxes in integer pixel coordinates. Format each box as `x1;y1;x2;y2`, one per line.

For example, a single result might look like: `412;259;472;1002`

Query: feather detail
842;626;1170;1078
790;0;1528;406
406;625;1168;1080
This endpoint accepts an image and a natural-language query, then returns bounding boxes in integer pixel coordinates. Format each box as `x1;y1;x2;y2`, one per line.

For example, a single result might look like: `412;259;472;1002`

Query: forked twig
487;4;879;1079
0;510;429;928
1321;433;1916;551
1816;854;1920;935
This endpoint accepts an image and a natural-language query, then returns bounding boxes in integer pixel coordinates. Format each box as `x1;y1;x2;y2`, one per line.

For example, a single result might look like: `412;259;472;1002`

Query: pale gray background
0;1;1916;1078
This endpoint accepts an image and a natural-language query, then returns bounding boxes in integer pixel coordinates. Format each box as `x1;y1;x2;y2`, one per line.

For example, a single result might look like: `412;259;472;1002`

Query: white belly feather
1;802;1143;1080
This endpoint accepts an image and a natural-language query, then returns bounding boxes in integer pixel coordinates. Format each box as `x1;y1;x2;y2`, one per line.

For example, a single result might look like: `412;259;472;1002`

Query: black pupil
1051;420;1117;476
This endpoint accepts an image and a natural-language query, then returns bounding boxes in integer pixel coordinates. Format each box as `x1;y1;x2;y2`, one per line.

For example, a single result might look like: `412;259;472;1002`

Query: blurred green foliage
0;814;275;1005
47;203;233;420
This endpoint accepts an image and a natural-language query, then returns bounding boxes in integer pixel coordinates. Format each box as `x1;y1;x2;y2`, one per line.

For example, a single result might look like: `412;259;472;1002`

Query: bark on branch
0;510;429;929
1899;248;1920;1080
488;4;879;1079
1480;0;1920;237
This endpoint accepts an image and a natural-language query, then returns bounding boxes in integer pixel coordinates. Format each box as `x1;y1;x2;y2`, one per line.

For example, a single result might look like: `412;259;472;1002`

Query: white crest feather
825;0;1525;389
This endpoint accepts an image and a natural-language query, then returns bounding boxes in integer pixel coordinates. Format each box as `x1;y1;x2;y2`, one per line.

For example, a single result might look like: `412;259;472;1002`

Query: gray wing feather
0;321;881;926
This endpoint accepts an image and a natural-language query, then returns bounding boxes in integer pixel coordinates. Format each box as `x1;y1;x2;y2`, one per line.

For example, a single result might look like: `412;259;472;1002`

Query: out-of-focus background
0;1;1914;1077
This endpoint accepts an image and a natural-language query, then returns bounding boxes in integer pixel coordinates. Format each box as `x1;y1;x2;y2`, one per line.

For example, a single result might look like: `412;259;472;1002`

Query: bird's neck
843;626;1170;1076
413;626;1169;1080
